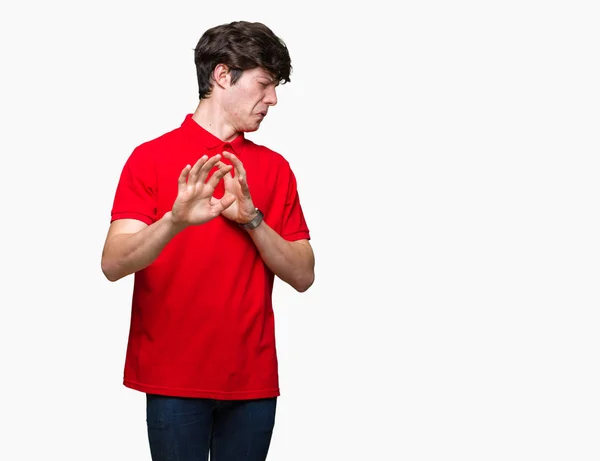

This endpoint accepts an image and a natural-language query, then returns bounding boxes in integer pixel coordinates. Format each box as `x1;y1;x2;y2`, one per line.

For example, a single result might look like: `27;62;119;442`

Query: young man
101;21;315;461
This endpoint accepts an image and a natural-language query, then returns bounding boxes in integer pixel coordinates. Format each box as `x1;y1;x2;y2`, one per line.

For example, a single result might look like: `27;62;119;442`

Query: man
101;21;315;461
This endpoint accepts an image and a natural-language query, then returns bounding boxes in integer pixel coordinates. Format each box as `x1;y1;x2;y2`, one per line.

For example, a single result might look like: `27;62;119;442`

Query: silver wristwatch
239;208;264;230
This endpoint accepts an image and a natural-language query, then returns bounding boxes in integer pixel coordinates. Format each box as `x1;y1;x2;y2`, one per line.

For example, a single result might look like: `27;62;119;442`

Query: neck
192;98;239;142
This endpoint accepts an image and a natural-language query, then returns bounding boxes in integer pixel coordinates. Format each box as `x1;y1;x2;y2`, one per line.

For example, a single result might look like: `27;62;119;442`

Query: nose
264;86;278;106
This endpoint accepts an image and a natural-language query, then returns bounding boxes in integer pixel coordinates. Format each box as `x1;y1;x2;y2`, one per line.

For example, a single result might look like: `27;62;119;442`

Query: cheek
227;97;242;117
232;103;244;117
228;88;256;117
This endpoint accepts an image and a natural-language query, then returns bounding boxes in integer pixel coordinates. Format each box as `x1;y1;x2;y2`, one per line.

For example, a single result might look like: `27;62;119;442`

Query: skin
101;65;315;292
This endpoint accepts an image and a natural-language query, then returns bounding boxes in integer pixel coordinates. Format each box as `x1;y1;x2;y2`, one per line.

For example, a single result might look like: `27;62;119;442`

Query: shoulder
134;125;184;155
244;138;292;170
127;124;185;164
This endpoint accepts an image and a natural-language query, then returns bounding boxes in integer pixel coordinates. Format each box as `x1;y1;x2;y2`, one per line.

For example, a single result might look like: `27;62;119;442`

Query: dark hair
194;21;292;99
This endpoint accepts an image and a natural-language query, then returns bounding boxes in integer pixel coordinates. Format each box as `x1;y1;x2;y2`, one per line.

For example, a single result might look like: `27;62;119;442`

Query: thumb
214;194;236;214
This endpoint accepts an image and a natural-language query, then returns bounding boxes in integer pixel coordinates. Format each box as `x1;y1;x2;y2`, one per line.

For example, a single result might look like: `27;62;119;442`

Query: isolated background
1;0;598;460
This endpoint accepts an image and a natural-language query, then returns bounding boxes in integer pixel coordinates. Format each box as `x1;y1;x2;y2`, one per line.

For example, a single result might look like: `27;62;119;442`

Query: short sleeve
110;146;157;225
280;166;310;241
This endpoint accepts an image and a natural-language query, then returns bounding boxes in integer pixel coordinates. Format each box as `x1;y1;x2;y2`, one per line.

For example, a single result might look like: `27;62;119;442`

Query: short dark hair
194;21;292;99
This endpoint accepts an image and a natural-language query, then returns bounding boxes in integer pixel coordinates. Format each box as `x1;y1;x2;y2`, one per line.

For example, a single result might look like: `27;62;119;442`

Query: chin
241;123;262;133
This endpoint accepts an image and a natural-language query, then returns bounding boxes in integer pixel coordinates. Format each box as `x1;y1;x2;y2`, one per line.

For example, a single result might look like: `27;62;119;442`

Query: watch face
240;208;263;229
242;209;263;229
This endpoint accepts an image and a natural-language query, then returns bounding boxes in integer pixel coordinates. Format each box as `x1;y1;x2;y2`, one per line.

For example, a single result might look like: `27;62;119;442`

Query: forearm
102;212;185;281
245;222;315;292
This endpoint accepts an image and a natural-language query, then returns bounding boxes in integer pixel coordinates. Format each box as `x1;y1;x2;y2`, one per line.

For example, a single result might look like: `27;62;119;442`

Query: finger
177;164;192;193
198;154;222;183
211;194;236;214
188;155;208;184
223;169;234;189
214;191;235;207
207;161;233;189
222;151;247;179
238;172;251;197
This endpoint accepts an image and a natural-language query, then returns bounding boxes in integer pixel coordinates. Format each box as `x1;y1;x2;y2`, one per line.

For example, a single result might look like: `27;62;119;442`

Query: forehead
246;67;275;81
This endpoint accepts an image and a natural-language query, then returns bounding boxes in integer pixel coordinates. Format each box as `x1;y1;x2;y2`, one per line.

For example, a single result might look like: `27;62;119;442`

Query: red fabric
110;114;310;399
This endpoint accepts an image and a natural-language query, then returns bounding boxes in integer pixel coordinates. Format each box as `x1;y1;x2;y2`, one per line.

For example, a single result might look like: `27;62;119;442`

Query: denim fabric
146;394;277;461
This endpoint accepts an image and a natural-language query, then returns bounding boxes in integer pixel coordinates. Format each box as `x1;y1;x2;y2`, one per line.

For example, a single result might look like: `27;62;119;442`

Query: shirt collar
180;113;246;156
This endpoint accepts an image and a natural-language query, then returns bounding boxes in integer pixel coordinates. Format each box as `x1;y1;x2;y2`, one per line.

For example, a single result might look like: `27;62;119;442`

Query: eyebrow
258;72;277;83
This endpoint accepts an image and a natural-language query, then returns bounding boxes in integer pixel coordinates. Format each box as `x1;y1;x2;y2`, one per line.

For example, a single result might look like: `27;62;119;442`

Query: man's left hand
214;151;258;224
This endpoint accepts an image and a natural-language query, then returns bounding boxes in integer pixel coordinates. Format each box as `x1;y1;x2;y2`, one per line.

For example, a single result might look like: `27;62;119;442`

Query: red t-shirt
110;114;310;399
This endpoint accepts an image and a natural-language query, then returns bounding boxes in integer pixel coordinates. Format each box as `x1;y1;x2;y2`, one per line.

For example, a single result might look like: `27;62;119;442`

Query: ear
212;64;231;90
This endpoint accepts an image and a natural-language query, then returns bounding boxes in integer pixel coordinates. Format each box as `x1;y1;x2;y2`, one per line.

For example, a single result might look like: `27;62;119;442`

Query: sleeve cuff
110;212;155;226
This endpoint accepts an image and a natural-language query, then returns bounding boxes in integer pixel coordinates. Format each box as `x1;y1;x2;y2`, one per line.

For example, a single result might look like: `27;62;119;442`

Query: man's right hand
171;154;235;228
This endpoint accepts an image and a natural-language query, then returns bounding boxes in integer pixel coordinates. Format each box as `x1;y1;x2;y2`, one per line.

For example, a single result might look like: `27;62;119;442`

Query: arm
218;151;315;292
246;222;315;292
101;213;184;282
101;154;233;282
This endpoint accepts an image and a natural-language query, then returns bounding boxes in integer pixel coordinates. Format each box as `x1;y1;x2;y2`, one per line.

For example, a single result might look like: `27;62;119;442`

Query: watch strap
239;208;264;230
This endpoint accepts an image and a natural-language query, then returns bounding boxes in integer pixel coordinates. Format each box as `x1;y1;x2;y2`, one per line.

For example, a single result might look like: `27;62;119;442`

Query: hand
215;151;257;224
171;154;234;227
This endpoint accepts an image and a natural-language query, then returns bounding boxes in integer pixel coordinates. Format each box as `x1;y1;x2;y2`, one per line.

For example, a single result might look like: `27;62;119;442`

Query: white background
1;0;599;460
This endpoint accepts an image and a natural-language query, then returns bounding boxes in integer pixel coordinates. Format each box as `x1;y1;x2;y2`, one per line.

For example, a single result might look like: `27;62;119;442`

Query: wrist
240;208;259;223
238;208;263;230
165;211;188;233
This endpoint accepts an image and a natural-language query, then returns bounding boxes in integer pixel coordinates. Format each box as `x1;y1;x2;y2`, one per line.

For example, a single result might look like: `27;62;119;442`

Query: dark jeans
146;394;277;461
